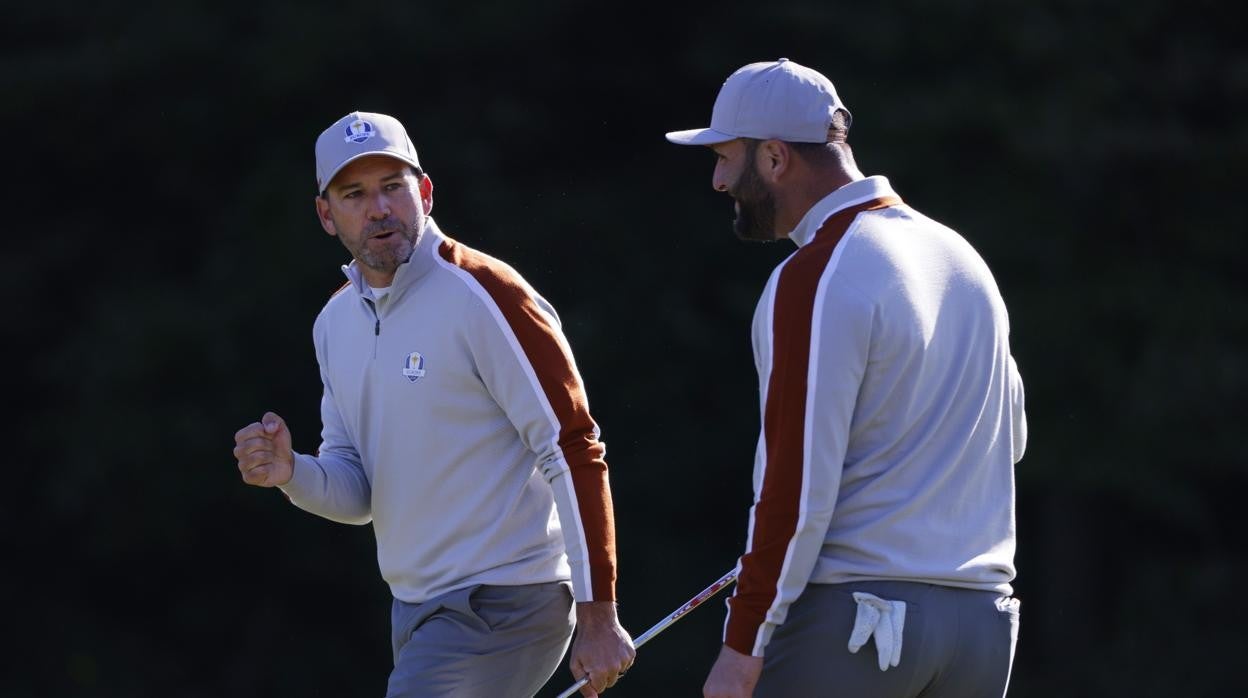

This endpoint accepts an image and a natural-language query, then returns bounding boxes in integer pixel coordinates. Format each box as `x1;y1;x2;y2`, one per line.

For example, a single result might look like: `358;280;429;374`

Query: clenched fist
233;411;295;487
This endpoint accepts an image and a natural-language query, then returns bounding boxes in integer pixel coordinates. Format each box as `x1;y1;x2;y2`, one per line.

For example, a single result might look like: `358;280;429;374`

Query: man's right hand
233;411;294;487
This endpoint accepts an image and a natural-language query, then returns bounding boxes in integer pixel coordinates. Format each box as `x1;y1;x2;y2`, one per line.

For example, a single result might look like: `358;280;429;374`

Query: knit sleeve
445;240;617;602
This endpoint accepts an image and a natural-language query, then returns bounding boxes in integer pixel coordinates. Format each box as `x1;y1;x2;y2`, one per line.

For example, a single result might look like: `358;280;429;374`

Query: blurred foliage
3;0;1245;696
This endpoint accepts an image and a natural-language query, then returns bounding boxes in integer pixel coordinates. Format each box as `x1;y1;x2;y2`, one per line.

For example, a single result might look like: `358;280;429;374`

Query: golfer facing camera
665;59;1027;698
232;111;634;697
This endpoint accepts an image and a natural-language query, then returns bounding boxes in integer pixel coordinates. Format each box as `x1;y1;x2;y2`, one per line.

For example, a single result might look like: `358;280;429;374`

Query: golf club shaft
554;568;738;698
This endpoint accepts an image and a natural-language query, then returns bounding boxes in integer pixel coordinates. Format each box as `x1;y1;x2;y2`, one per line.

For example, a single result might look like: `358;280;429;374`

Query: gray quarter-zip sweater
725;177;1026;655
280;218;616;604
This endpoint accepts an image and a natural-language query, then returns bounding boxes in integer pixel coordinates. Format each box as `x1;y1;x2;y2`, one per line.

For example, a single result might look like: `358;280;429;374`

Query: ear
314;195;338;237
756;139;792;184
419;174;434;215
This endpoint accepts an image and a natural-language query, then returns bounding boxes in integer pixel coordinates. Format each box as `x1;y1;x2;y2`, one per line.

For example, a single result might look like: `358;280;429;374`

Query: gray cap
665;58;850;146
315;111;421;194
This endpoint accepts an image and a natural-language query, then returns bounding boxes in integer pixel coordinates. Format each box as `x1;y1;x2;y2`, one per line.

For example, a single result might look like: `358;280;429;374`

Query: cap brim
664;128;738;146
320;150;422;194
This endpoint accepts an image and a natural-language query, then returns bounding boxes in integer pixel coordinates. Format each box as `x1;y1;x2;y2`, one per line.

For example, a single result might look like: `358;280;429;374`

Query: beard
730;146;779;242
343;214;423;275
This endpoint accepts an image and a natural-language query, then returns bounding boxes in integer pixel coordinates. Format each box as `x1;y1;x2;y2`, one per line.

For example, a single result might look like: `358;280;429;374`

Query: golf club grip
553;569;738;698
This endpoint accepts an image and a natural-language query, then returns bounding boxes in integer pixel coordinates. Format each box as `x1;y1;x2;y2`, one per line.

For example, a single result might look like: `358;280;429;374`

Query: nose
712;162;730;193
366;191;392;221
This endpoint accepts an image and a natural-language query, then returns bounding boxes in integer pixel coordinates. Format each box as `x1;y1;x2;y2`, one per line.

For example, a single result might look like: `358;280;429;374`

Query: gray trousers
756;581;1020;698
386;581;574;698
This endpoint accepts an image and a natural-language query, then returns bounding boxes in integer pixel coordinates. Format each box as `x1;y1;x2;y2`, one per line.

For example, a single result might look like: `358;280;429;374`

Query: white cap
665;58;850;146
315;111;422;194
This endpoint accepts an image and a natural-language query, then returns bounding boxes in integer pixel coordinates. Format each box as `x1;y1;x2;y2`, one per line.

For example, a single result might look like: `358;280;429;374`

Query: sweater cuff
724;604;768;656
277;452;318;503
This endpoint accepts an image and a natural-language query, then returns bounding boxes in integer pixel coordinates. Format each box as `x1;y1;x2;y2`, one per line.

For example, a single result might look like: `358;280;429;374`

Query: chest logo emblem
402;352;427;382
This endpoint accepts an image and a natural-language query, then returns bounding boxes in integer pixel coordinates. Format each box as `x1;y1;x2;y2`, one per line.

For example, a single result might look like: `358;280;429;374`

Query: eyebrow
333;169;410;193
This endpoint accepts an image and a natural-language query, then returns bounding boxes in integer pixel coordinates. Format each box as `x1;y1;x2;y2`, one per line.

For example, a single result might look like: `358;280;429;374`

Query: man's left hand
569;601;635;697
703;644;764;698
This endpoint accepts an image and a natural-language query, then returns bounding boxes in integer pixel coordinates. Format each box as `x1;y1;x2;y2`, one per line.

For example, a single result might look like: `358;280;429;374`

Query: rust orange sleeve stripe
439;239;617;601
726;196;899;654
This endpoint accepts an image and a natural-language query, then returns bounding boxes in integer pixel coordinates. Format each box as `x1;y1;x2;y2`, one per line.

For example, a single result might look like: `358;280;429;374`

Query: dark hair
832;108;852;137
742;109;852;164
319;165;425;198
793;108;852;154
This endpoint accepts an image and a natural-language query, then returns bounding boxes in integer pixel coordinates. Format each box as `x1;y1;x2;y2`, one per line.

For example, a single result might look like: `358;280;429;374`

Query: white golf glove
847;592;906;671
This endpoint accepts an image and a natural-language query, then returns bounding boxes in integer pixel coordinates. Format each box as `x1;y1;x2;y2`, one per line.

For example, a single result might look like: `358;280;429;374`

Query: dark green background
6;0;1245;696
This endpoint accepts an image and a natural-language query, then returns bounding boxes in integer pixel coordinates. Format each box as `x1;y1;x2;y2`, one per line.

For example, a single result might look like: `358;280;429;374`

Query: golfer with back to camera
232;111;634;698
665;59;1028;698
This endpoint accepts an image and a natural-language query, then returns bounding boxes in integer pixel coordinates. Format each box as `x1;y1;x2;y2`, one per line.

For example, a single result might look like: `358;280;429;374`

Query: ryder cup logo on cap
665;58;850;146
315;111;422;194
343;118;376;143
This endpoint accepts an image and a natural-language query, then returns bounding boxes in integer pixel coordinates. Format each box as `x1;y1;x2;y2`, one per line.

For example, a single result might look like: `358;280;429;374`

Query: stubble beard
345;215;423;276
730;147;779;243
